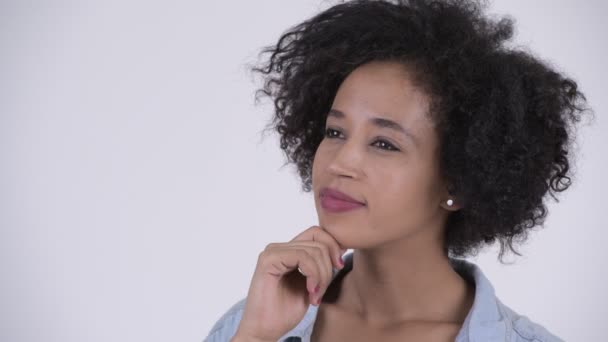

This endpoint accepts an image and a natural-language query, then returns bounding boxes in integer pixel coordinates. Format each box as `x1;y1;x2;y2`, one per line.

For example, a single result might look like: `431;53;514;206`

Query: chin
316;222;359;249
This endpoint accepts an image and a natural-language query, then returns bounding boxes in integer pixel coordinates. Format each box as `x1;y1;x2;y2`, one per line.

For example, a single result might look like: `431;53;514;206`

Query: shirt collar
280;253;509;342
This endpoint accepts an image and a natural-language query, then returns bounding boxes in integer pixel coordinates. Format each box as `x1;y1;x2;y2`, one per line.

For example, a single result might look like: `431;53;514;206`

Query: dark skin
310;60;475;341
231;60;474;342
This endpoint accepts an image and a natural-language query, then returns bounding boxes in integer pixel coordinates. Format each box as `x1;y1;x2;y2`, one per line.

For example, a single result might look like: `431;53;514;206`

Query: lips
319;187;366;213
319;187;366;205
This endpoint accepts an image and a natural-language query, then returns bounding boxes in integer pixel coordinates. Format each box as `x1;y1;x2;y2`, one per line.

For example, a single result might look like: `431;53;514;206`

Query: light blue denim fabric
205;253;563;342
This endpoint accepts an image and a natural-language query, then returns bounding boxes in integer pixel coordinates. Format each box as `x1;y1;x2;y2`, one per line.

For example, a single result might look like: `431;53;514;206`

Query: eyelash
324;128;400;152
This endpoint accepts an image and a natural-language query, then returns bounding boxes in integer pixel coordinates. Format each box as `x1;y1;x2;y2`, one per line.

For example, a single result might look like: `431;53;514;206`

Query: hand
233;225;347;342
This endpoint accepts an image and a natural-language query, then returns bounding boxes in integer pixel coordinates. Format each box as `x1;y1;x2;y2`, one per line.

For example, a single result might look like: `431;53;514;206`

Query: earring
446;199;454;206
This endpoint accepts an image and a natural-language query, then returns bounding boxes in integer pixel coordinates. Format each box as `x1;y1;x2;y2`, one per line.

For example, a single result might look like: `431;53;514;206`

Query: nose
327;139;364;179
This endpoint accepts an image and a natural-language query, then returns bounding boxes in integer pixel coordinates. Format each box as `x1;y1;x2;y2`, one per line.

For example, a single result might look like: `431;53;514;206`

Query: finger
269;243;331;304
296;246;329;306
291;226;346;269
260;245;323;296
286;242;333;294
265;242;332;282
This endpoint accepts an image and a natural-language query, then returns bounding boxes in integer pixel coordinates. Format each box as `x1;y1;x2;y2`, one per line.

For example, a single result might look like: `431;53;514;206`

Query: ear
440;197;461;211
440;182;461;211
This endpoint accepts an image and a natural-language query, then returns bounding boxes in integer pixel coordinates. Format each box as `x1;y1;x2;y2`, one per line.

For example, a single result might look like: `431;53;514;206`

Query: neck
339;231;474;327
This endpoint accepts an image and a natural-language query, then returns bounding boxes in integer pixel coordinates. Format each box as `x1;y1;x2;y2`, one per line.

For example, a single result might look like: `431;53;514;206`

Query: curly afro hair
248;0;590;262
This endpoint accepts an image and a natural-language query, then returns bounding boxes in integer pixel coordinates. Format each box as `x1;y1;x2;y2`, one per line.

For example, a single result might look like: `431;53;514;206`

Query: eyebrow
327;109;419;146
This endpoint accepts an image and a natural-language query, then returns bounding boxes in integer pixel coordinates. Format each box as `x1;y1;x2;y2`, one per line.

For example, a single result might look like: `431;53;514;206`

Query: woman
206;0;588;341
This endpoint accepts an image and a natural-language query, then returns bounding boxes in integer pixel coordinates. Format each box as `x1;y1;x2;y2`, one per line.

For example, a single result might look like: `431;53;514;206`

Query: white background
1;0;606;341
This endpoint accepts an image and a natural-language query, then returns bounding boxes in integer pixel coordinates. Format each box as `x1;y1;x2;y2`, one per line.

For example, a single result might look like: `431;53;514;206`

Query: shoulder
450;258;564;342
204;297;247;342
497;298;564;342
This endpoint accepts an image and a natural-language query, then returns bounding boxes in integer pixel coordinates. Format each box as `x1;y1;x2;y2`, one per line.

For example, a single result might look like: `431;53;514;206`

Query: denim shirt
205;253;563;342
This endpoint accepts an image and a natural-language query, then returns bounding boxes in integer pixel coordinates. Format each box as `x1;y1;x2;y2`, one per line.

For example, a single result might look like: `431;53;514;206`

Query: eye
324;127;343;139
324;128;400;152
372;139;399;151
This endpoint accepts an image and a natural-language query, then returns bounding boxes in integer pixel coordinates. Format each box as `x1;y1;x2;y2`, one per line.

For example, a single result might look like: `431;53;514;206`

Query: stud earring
446;199;454;206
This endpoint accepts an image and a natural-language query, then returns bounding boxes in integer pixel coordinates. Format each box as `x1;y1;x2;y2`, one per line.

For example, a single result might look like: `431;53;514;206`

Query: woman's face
312;60;453;250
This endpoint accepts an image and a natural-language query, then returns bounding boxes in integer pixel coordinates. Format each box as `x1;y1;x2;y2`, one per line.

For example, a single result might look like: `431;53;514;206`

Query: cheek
375;173;417;207
311;143;330;186
369;162;438;217
311;145;323;177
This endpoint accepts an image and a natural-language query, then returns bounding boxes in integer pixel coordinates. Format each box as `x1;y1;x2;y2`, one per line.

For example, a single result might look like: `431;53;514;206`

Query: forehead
333;62;430;119
329;61;436;142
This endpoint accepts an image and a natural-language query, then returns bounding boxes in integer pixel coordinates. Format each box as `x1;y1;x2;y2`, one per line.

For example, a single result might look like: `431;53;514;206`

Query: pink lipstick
320;187;366;213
